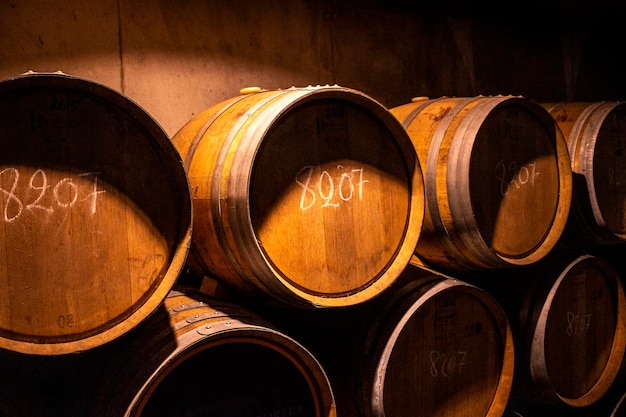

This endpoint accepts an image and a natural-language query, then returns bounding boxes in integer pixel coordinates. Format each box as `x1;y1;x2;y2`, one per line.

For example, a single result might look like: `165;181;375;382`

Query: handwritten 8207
0;167;105;222
295;164;368;210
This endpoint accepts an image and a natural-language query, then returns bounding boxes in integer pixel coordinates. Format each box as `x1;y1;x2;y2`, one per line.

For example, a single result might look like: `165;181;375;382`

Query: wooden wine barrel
172;85;424;308
487;254;626;407
391;96;572;271
543;101;626;247
261;264;514;417
360;271;514;417
90;286;337;417
525;255;626;407
0;72;192;355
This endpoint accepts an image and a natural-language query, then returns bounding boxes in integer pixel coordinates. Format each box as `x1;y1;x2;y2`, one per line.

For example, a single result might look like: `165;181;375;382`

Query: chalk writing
0;168;105;222
608;167;626;186
566;312;591;336
295;164;368;209
429;350;467;377
495;160;540;195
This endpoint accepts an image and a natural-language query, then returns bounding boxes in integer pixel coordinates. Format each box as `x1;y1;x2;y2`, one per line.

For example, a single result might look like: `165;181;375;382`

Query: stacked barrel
0;70;625;417
391;95;572;271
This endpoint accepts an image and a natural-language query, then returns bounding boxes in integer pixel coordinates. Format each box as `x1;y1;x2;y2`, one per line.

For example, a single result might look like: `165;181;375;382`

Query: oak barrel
360;271;514;417
261;265;514;417
543;102;626;247
484;254;626;407
172;85;424;307
90;286;337;417
523;255;626;406
0;72;192;355
391;96;572;271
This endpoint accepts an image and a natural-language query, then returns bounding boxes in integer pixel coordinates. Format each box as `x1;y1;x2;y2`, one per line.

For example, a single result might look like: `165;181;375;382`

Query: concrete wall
1;0;625;136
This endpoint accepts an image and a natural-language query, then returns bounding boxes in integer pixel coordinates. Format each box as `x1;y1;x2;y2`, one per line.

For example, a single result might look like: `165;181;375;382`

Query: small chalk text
0;167;105;222
566;312;591;336
429;350;467;377
295;165;368;210
495;160;540;196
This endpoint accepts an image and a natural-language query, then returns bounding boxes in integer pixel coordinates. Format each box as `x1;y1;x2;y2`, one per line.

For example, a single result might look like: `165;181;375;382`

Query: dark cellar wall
374;0;626;103
1;0;625;136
